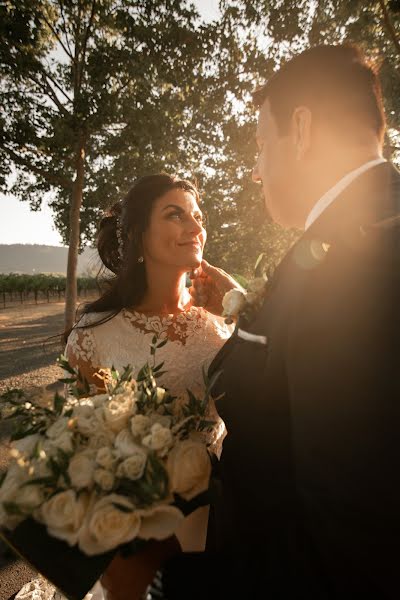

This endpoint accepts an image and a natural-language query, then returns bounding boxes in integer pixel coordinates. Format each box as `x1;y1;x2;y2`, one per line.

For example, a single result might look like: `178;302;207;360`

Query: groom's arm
286;237;400;592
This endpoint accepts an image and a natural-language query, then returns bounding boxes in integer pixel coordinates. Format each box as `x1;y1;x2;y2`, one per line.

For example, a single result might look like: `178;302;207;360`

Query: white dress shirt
304;157;387;231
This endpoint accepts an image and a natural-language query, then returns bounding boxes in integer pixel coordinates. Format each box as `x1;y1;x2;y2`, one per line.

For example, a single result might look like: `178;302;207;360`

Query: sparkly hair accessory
116;215;124;260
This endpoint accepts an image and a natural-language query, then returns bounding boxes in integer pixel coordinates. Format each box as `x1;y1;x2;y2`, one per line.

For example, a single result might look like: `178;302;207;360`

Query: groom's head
252;45;386;229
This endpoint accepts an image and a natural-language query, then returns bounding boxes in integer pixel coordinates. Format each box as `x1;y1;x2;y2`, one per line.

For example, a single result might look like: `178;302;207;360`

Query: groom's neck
296;140;383;227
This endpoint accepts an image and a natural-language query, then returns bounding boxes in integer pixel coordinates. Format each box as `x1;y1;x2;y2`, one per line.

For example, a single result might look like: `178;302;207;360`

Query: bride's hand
189;259;244;316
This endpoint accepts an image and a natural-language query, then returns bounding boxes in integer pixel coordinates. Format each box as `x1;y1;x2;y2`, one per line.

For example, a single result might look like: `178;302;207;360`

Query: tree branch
5;146;72;190
41;10;75;61
58;0;74;58
78;0;97;91
378;0;400;55
41;66;73;105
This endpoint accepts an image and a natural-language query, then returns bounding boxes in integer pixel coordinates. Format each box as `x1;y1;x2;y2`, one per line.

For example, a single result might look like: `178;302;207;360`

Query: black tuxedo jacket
163;162;400;599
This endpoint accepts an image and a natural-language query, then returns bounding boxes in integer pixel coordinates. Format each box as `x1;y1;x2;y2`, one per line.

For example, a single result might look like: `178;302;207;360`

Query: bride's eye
167;211;182;220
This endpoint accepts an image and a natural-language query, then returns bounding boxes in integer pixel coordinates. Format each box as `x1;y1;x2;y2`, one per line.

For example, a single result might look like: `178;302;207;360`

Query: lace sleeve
65;314;104;390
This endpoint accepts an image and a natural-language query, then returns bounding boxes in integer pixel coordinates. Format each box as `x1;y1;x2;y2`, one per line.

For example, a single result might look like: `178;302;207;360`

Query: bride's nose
188;215;204;235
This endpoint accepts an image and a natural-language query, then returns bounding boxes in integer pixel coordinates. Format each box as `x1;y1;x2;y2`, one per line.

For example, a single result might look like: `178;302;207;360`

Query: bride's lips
178;241;202;251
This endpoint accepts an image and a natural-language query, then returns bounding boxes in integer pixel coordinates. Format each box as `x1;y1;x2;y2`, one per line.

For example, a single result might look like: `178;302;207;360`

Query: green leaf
53;393;65;415
3;502;25;516
21;476;55;487
112;502;134;513
156;339;168;349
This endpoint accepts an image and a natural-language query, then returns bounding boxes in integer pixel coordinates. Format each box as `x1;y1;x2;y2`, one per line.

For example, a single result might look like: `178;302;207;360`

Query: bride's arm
64;323;107;391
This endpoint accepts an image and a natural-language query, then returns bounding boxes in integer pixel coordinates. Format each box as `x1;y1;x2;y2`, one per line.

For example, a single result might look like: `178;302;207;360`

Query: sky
0;0;221;247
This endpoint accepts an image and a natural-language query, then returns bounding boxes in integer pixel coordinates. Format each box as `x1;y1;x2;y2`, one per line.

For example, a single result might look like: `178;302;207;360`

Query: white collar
304;157;387;231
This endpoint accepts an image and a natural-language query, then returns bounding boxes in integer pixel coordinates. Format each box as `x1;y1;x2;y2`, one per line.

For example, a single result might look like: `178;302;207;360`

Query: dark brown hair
253;44;386;143
75;173;200;329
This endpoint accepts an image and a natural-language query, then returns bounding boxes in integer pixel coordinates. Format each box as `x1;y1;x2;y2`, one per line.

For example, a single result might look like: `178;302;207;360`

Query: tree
0;0;218;328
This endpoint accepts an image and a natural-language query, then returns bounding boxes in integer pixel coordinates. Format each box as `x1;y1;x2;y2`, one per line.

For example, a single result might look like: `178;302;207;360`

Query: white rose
31;458;51;479
130;414;151;439
138;505;184;540
116;450;147;481
11;434;40;458
114;429;139;458
0;463;25;503
88;428;116;451
72;405;97;436
68;451;96;489
95;447;116;470
47;417;69;439
41;490;88;546
78;494;140;556
103;393;136;433
222;289;246;318
167;440;211;500
247;277;266;294
91;393;110;408
56;431;74;454
142;423;173;457
17;484;44;510
93;468;114;491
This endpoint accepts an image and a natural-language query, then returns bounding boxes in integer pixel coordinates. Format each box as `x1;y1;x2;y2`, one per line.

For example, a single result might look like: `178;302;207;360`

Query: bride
14;173;235;600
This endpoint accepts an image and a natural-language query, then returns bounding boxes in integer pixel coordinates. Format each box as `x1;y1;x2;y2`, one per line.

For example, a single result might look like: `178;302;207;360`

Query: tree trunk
64;142;85;332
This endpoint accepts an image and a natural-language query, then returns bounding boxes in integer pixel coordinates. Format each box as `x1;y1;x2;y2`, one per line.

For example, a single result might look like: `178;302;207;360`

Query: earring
137;256;144;263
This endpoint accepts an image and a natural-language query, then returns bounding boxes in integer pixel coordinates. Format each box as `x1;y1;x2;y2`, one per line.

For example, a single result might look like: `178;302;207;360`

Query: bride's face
141;188;206;271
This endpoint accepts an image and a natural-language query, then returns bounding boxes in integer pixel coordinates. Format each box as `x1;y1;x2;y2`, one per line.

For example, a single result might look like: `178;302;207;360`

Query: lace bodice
65;305;231;402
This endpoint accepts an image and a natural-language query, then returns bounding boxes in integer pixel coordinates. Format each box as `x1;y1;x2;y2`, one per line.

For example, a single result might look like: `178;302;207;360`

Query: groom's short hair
253;44;386;144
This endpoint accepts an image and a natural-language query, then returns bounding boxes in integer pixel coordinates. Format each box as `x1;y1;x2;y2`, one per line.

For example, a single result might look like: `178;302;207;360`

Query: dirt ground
0;302;66;600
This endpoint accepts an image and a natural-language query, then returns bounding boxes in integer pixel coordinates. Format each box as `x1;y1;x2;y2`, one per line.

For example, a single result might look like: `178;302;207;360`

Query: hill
0;244;100;275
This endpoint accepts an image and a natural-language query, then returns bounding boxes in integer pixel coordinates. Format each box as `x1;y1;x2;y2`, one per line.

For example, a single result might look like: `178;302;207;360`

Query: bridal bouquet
0;336;218;599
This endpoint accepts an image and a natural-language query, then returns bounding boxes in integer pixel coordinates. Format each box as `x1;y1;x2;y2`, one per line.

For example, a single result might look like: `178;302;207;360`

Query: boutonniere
222;253;275;325
222;276;268;325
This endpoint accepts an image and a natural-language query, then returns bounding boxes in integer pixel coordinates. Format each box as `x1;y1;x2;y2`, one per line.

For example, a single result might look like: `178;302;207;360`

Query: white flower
91;393;110;408
47;417;69;439
103;393;136;433
78;494;140;556
247;277;267;294
167;439;211;500
41;490;88;546
114;429;139;458
17;484;44;510
130;414;151;439
142;423;173;457
138;505;184;541
87;428;116;451
93;468;115;491
222;289;246;319
0;463;25;503
95;447;116;470
11;434;40;458
56;431;74;454
68;450;96;489
155;387;165;404
116;450;147;481
72;404;97;436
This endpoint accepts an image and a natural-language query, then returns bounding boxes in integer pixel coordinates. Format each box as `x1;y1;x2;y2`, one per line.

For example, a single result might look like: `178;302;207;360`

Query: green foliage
2;1;398;280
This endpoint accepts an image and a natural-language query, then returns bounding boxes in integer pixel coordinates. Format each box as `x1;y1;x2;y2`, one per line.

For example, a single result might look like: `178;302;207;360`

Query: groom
164;44;400;598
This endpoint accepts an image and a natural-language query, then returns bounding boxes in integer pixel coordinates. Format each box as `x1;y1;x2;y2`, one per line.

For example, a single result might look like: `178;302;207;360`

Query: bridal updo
83;173;200;316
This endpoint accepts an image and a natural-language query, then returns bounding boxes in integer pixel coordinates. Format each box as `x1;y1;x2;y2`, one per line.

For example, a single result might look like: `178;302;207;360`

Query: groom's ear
291;106;312;161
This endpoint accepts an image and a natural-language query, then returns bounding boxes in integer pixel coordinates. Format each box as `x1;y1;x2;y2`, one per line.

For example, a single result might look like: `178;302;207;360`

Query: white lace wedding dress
15;306;232;600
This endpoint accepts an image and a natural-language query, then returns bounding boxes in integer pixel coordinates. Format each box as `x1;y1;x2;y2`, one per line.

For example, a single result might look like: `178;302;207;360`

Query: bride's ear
291;106;312;161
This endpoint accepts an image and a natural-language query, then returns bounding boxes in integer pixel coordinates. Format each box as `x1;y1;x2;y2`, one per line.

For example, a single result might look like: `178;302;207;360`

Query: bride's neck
134;268;190;315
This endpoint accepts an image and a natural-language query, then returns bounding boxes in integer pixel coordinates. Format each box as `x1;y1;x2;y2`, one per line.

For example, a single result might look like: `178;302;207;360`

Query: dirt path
0;303;66;600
